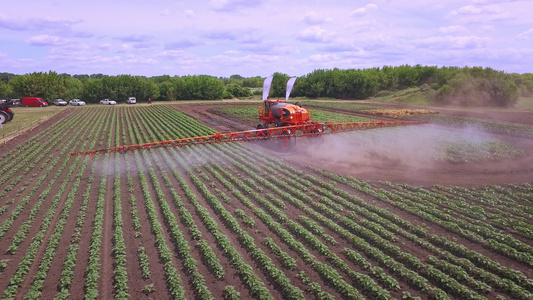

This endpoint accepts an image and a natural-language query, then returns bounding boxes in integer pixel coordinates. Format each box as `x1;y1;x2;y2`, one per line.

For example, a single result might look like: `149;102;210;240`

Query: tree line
0;65;531;107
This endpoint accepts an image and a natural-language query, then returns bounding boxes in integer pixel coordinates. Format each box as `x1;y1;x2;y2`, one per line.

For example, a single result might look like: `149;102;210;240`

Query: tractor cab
258;98;310;128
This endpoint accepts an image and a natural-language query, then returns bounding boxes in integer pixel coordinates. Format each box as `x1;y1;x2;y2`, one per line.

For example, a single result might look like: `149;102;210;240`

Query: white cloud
303;11;331;25
439;25;466;34
26;34;66;46
0;13;81;31
448;4;513;23
350;3;378;16
1;0;532;76
481;25;495;31
416;35;490;49
165;38;204;49
308;53;341;63
204;29;263;44
517;28;533;40
184;10;196;18
240;42;298;55
209;0;265;12
297;26;336;43
115;35;153;43
125;55;158;65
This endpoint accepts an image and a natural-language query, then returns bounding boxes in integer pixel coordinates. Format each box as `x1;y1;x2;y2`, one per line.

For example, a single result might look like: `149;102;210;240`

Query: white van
127;97;136;104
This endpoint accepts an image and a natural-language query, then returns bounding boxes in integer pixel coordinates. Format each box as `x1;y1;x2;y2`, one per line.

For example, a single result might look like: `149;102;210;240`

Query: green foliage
172;75;225;100
80;79;103;103
517;73;533;96
270;72;291;98
158;80;175;101
2;105;533;299
81;75;159;103
3;66;530;107
427;67;520;107
222;285;240;300
207;104;372;125
0;72;16;84
0;259;7;271
225;83;252;98
142;284;155;294
0;80;13;98
8;71;82;101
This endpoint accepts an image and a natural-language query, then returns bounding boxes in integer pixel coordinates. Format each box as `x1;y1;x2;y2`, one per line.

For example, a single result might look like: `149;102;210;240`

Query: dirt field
176;102;533;187
0;104;531;300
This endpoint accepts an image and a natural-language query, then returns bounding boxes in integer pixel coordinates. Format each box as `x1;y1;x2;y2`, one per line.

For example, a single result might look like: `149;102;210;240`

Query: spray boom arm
70;120;424;158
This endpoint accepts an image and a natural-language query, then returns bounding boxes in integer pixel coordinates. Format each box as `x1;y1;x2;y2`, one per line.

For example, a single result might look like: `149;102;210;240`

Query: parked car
53;99;68;106
100;99;116;105
22;97;48;107
10;99;21;106
69;99;86;106
127;97;136;104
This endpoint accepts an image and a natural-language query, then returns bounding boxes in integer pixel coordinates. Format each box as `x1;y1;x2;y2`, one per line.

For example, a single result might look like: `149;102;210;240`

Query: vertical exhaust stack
286;77;297;101
262;75;273;101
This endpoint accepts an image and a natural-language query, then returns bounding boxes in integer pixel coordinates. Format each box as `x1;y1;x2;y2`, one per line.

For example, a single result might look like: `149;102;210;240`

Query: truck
22;97;48;107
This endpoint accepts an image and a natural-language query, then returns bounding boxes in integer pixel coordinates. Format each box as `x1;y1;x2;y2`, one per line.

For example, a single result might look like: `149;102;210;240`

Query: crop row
1;105;531;299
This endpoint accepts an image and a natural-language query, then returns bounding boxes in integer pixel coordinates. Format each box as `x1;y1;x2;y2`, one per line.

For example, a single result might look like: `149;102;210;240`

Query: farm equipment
0;99;15;125
70;76;423;157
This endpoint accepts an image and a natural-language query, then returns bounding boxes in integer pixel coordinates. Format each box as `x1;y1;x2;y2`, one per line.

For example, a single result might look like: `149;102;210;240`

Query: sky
1;0;532;78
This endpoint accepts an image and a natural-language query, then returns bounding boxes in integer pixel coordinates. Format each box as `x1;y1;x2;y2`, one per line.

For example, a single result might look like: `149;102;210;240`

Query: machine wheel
256;123;266;129
0;111;8;124
6;110;14;122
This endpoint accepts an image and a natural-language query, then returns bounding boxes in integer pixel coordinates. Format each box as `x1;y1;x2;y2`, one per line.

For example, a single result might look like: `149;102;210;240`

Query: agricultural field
0;104;532;299
206;104;373;126
0;106;69;142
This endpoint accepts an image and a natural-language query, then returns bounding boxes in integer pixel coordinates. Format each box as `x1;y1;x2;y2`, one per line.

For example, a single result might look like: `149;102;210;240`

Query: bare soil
1;104;531;300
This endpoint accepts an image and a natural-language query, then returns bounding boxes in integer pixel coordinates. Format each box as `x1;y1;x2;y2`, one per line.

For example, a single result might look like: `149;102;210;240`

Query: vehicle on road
53;99;68;106
100;99;116;105
22;97;48;107
69;99;86;106
127;97;136;104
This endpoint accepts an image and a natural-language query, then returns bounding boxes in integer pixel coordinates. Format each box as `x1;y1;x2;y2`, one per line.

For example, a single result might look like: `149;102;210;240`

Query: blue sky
1;0;532;77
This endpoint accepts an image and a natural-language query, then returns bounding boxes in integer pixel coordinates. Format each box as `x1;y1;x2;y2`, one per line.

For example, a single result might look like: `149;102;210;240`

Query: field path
99;169;115;299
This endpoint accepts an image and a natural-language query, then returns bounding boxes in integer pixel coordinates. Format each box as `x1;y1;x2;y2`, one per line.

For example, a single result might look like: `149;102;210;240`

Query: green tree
342;69;379;99
482;77;519;107
226;83;251;98
8;71;71;100
377;66;399;90
396;64;420;89
0;73;16;84
519;73;533;97
242;76;263;88
158;80;175;101
172;75;225;100
81;79;104;103
270;72;291;98
73;74;90;83
63;77;83;100
0;81;13;98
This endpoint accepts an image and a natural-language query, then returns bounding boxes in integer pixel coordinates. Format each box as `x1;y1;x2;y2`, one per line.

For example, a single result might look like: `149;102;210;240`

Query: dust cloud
91;124;502;179
290;124;496;172
92;143;241;177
